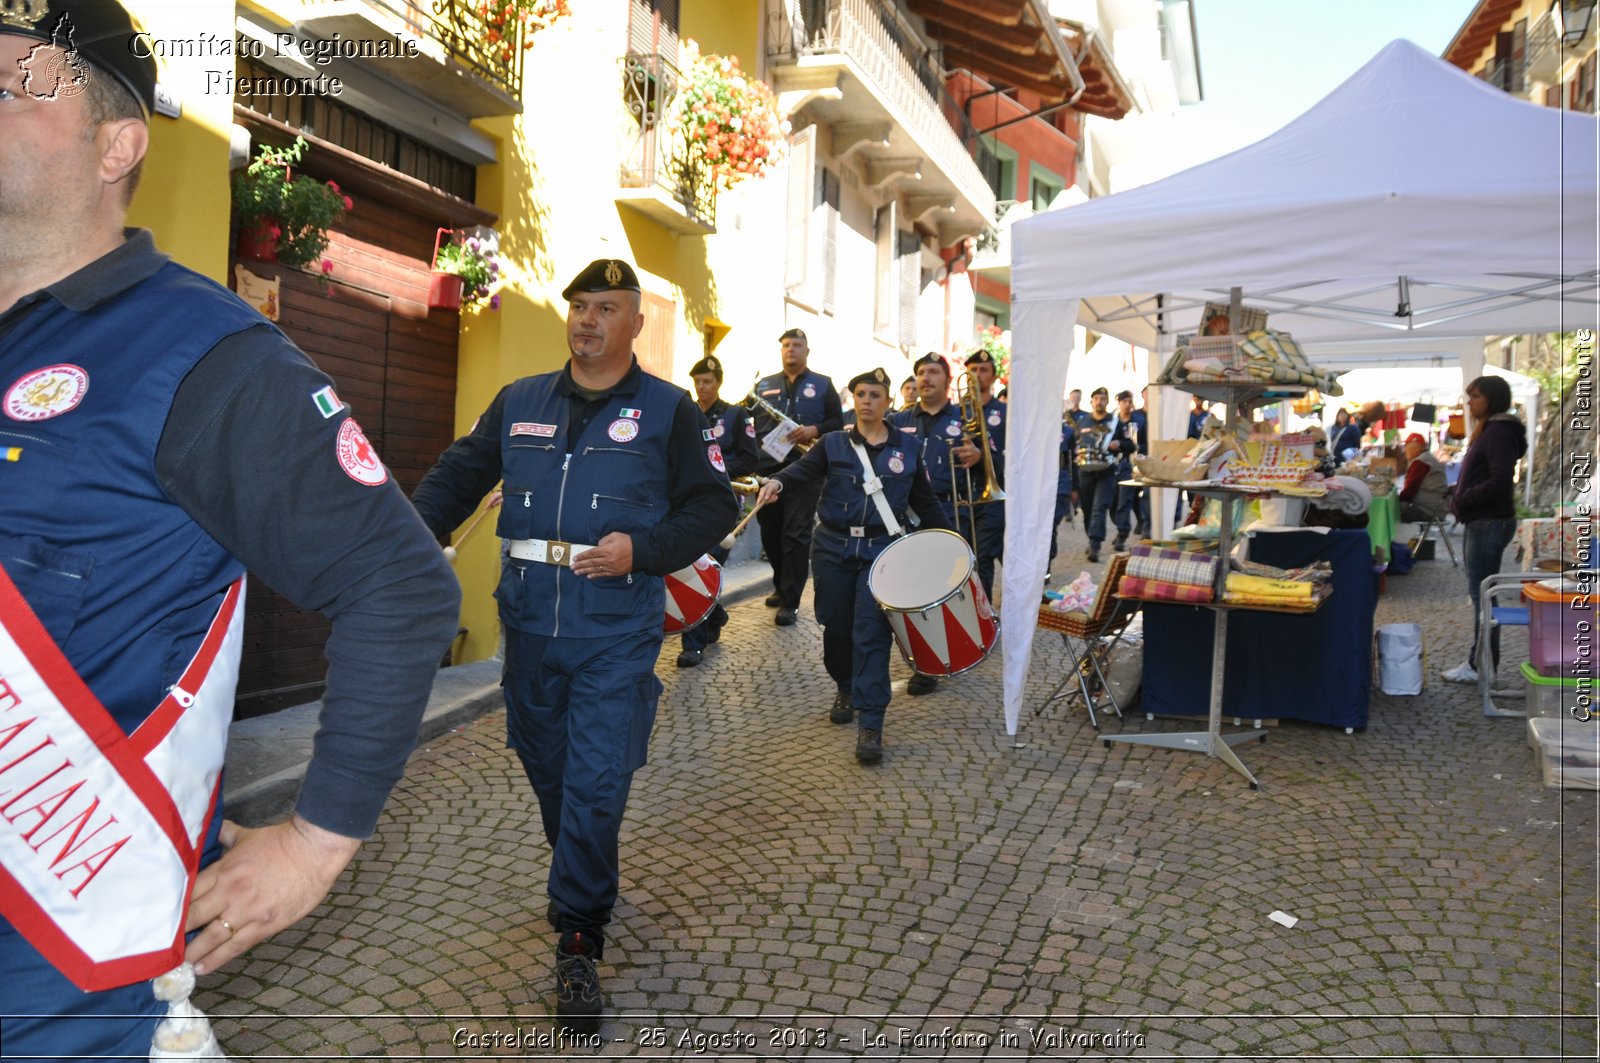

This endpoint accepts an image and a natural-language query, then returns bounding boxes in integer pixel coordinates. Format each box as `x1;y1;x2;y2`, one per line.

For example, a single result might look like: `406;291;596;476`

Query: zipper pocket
591;493;654;510
581;445;645;458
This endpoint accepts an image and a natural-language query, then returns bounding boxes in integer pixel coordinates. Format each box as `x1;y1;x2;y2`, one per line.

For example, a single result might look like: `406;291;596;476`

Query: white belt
508;537;595;567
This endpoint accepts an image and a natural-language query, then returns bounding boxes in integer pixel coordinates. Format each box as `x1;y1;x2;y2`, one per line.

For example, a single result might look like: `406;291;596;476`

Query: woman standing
1329;407;1362;461
1441;376;1527;683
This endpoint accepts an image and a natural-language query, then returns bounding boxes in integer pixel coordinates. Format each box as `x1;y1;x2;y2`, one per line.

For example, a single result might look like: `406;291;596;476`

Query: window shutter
874;200;897;336
785;126;815;292
628;0;653;54
897;231;920;348
635;291;677;380
820;168;840;313
628;0;679;63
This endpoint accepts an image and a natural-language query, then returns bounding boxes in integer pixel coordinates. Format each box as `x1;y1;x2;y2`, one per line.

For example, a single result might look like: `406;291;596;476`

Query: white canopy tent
1001;39;1598;736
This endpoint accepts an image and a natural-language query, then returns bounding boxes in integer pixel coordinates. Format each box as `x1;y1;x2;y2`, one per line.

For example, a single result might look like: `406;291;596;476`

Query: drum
868;529;998;677
662;555;723;634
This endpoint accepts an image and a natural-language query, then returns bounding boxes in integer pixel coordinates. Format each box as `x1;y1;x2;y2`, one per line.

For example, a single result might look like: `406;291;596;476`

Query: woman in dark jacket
1442;375;1527;683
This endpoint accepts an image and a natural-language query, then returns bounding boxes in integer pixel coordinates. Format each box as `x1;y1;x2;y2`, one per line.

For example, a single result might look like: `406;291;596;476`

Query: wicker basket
1039;556;1135;638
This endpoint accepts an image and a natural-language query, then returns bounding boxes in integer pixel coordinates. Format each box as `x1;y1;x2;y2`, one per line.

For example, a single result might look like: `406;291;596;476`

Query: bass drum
868;529;998;677
662;555;723;634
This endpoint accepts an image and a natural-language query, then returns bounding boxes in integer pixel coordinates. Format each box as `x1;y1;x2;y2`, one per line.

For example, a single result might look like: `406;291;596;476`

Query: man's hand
952;441;982;468
786;424;819;445
757;480;783;507
184;817;361;975
571;531;634;578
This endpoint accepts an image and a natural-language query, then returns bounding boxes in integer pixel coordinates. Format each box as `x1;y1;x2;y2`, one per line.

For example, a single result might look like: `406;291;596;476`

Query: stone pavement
201;518;1599;1060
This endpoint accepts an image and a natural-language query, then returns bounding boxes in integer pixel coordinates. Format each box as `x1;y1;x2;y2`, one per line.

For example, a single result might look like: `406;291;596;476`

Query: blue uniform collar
1;229;166;329
556;356;647;399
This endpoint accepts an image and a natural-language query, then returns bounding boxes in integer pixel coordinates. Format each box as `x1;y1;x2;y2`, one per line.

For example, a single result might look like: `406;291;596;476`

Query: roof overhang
1056;20;1136;120
1442;0;1525;69
908;0;1085;103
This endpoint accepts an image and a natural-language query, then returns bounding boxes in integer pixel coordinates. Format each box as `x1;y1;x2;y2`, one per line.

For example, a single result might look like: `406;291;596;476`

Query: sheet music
761;419;801;462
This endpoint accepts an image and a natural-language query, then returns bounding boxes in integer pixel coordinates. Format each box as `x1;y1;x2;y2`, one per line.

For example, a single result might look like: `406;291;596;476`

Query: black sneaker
855;728;883;765
554;933;602;1034
675;648;702;668
830;690;853;724
906;673;937;696
764;593;781;607
775;607;797;626
1112;535;1128;551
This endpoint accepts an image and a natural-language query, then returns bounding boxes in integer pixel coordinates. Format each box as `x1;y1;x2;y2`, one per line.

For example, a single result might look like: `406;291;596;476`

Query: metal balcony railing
619;53;718;231
766;0;991;212
350;0;524;100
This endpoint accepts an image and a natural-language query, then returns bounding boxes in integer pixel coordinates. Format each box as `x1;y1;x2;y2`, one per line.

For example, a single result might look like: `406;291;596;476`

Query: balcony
1527;9;1563;85
615;53;718;235
295;0;523;115
969;199;1030;282
766;0;995;242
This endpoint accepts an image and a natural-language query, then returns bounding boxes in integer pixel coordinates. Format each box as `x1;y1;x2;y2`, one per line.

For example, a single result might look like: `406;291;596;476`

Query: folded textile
1231;557;1334;584
1120;575;1214;603
1307;474;1371;514
1127;545;1219;588
1220;591;1322;611
1225;573;1312;598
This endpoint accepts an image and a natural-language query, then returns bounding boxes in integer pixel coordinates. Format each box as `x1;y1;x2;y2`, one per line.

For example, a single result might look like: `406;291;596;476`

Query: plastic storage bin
1523;580;1600;677
1527;716;1600;789
1520;661;1594;718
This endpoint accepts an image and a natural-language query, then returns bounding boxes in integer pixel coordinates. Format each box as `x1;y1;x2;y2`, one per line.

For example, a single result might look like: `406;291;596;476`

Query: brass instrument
744;375;814;453
950;369;1006;549
730;476;764;496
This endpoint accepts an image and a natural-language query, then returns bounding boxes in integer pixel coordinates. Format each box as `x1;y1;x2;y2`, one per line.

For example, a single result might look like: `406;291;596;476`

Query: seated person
1397;432;1448;522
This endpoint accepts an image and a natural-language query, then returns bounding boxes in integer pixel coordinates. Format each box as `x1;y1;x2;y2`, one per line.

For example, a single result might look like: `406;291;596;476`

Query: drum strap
849;441;903;538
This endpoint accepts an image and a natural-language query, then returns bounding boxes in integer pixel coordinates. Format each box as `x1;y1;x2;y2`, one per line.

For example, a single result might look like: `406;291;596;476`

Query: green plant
433;232;502;309
232;137;352;268
671;39;787;188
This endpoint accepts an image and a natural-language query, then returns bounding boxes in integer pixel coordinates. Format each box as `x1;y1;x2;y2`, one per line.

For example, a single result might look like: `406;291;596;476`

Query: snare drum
662;555;723;634
868;529;998;677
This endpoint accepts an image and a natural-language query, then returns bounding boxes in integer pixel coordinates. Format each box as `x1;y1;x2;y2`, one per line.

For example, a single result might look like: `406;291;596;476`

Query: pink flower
321;259;334;274
489;292;501;310
326;180;340;193
342;196;353;211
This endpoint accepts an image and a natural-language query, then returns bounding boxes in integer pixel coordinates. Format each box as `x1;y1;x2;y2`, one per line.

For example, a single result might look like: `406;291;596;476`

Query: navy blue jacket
748;369;843;473
890;401;970;497
701;397;760;480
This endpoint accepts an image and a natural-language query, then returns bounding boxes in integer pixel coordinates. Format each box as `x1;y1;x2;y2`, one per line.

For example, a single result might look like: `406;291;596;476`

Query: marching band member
747;328;842;627
1073;387;1125;563
411;258;736;1033
0;2;461;1055
756;369;950;765
1049;409;1080;577
678;353;760;667
888;353;979;696
965;348;1005;600
1109;388;1148;543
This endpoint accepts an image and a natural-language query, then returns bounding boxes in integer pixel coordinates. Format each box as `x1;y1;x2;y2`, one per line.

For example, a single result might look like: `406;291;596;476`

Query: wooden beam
940;32;1061;79
919;0;1028;28
909;0;1038;52
941;44;1069;103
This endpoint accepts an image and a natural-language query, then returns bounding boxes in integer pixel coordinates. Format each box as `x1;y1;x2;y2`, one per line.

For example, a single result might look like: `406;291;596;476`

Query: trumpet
730;476;765;496
950;368;1006;550
744;375;814;453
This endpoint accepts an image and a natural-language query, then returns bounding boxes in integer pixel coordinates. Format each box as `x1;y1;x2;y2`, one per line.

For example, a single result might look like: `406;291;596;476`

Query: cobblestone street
200;526;1599;1060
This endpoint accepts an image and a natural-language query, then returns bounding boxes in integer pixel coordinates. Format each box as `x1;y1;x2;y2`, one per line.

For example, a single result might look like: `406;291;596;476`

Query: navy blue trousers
811;536;895;730
502;626;663;951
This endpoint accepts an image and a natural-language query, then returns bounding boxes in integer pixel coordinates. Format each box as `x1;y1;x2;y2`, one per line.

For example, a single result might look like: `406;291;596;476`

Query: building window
1029;162;1065;213
980;136;1018;203
1575;52;1597;112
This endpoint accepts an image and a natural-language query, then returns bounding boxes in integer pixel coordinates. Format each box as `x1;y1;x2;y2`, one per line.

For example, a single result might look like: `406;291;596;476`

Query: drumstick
443;492;503;562
719;499;767;551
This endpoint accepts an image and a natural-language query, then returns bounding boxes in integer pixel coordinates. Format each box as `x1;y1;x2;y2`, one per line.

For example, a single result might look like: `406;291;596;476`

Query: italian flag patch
312;385;344;419
619;407;642;419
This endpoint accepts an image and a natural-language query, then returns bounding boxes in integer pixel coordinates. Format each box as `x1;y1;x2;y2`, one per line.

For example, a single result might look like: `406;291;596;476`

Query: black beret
1090;386;1109;398
561;258;640;300
966;349;997;367
1;0;155;116
1115;389;1133;401
688;354;722;380
778;327;807;343
848;368;891;392
913;352;949;374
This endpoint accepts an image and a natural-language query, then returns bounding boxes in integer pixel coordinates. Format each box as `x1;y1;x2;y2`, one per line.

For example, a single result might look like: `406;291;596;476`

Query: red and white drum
662;554;723;634
868;528;998;677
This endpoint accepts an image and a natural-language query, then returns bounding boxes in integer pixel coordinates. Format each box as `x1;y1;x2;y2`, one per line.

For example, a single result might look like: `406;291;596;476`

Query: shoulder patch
707;443;726;473
311;385;344;419
336;418;388;486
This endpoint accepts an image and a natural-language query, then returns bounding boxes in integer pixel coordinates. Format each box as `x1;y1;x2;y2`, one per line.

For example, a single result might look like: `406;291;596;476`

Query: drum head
870;529;972;610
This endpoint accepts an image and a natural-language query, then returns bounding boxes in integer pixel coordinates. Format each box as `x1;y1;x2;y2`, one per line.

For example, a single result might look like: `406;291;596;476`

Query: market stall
1002;39;1599;749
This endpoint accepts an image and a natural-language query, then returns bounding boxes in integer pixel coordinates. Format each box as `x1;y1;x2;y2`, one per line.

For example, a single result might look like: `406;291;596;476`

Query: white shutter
820;168;839;313
898;230;920;347
874;200;897;336
785;126;815;292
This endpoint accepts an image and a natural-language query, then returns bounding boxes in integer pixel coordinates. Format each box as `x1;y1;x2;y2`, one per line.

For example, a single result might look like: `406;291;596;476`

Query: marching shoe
906;673;937;696
675;649;702;668
554;932;602;1034
830;689;854;724
1086;548;1100;563
764;593;781;607
855;728;884;765
1112;535;1128;552
775;607;798;626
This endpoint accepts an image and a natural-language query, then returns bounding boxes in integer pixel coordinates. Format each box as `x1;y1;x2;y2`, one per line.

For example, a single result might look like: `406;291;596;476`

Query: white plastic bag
1378;622;1424;695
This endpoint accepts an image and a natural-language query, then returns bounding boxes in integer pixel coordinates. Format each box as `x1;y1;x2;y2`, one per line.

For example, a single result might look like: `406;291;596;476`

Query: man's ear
98;118;149;188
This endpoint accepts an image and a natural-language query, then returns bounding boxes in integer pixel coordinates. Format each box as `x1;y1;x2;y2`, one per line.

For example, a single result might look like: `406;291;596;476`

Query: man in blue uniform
888;353;983;696
0;3;461;1055
1073;387;1124;563
756;369;949;764
1049;410;1079;576
678;353;759;667
965;349;1006;600
411;259;737;1033
747;328;842;626
1110;389;1148;545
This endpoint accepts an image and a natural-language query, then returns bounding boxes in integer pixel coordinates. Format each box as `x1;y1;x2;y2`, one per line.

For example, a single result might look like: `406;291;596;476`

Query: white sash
850;440;904;538
0;567;244;992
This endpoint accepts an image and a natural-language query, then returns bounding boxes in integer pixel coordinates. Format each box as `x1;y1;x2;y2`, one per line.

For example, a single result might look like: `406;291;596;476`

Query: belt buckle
850;526;865;538
547;539;574;566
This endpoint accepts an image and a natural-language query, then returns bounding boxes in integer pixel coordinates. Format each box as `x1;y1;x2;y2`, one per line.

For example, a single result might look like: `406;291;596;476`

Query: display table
1366;492;1398;563
1139;529;1379;731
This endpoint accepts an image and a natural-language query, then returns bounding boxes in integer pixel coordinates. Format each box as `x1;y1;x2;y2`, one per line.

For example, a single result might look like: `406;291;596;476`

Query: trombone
743;375;814;453
949;368;1006;550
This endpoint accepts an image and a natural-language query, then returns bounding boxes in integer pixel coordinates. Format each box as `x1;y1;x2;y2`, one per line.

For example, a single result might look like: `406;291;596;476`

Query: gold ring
220;919;235;936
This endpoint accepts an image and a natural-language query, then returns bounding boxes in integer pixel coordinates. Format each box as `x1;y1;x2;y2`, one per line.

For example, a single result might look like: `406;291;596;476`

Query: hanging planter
429;270;465;311
430;227;503;311
236;216;280;263
231;137;353;269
